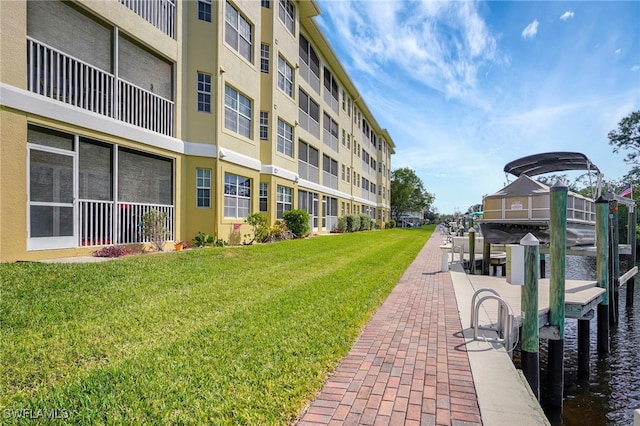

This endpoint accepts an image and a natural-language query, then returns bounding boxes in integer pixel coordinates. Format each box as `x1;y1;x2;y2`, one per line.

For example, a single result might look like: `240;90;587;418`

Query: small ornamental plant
141;209;170;251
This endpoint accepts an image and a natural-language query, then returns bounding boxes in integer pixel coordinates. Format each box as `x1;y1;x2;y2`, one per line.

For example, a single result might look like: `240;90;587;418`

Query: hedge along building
0;0;395;263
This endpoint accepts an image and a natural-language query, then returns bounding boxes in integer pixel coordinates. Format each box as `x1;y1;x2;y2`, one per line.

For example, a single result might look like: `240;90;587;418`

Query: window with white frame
323;67;339;113
197;72;211;113
276;185;292;219
198;0;212;22
298;140;319;182
224;172;251;218
278;0;295;34
299;34;320;92
260;44;270;73
260;111;269;140
322;112;339;152
224;85;252;138
322;154;338;189
298;89;319;137
277;119;293;157
259;182;268;212
196;168;211;208
278;55;294;97
225;1;253;62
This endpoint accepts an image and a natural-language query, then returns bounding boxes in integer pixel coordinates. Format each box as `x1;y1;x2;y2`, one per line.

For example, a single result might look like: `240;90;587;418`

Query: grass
1;226;434;424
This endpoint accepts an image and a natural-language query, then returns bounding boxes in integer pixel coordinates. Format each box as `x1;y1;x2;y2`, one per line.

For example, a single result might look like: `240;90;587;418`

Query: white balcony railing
79;200;174;247
27;38;174;137
119;80;175;136
119;0;176;39
323;129;339;152
323;172;338;190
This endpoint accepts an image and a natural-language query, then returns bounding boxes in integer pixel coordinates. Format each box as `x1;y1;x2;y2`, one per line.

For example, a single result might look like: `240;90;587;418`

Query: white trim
183;141;217;157
262;165;298;182
218;148;262;171
1;83;183;154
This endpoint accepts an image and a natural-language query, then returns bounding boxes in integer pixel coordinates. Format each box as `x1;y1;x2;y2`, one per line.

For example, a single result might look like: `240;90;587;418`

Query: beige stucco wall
0;1;27;88
182;155;217;243
0;109;29;262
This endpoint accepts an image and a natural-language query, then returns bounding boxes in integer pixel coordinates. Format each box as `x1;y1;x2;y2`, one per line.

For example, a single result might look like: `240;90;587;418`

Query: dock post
548;180;567;410
610;201;620;325
596;196;610;354
628;205;636;307
483;240;491;275
520;233;540;400
577;318;591;378
469;227;476;275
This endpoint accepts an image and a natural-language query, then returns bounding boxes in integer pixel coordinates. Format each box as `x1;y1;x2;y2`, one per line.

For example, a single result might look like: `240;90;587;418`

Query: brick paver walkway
297;233;482;426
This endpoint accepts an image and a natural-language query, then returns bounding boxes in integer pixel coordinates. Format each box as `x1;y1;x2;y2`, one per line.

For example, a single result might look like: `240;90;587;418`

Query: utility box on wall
506;244;524;285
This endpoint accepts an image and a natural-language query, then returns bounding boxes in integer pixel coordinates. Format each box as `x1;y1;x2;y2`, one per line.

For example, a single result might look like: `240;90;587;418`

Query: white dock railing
27;38;174;137
119;0;176;39
79;200;174;247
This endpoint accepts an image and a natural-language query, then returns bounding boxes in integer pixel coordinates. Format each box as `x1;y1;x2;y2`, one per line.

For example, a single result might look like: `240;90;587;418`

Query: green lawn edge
1;226;434;424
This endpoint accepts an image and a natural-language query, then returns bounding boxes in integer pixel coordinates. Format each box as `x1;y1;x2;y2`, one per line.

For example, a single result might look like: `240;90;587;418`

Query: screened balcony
27;38;174;136
27;125;175;251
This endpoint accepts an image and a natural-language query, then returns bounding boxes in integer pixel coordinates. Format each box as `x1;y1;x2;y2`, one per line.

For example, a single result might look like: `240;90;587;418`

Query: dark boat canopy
503;152;600;177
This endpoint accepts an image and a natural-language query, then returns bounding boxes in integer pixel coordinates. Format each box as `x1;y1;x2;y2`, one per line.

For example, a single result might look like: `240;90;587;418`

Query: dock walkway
297;232;548;425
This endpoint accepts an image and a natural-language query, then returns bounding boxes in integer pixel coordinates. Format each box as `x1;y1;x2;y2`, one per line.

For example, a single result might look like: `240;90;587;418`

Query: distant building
0;0;395;262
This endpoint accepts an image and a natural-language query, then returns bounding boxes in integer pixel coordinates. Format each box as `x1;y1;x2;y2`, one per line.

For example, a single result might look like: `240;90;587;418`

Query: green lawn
1;226;433;424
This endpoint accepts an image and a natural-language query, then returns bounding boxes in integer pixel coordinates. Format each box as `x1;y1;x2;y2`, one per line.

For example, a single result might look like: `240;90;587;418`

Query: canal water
538;255;640;425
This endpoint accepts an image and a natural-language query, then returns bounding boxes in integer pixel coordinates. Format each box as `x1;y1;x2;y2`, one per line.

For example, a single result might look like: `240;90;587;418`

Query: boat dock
462;274;605;328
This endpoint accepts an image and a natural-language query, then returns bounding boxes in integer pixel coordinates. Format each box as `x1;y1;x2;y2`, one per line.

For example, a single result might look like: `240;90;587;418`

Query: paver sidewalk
297;233;481;426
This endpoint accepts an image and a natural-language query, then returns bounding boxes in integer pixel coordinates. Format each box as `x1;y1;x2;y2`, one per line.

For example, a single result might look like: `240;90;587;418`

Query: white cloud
316;1;504;101
614;48;622;54
522;20;539;39
631;65;640;72
560;11;575;21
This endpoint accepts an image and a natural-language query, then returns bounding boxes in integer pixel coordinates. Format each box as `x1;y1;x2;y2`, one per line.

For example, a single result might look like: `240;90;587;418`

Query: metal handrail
471;290;515;354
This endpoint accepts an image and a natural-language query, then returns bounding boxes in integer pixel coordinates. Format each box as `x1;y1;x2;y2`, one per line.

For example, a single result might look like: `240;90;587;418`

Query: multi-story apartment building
0;0;395;262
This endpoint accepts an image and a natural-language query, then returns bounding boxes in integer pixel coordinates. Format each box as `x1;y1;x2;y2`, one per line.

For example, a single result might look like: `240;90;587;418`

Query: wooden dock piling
547;180;567;410
520;233;540;400
611;201;620;324
577;317;591;378
596;196;610;354
483;240;491;276
469;228;476;275
628;205;637;307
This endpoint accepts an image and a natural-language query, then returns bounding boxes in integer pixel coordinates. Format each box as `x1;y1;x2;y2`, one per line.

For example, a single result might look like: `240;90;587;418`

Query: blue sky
315;0;640;214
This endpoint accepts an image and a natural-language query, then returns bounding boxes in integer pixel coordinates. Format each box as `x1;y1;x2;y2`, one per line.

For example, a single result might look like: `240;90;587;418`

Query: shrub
345;214;360;233
193;231;214;248
359;214;373;231
387;219;396;229
336;216;347;233
92;246;140;258
264;220;295;242
141;209;170;251
244;213;269;244
282;209;310;238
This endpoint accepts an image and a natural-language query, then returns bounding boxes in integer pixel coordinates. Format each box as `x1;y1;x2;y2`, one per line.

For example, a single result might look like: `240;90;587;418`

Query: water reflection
538;255;640;425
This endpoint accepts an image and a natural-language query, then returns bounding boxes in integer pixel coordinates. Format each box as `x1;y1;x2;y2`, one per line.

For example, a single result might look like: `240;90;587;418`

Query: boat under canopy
479;152;600;246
